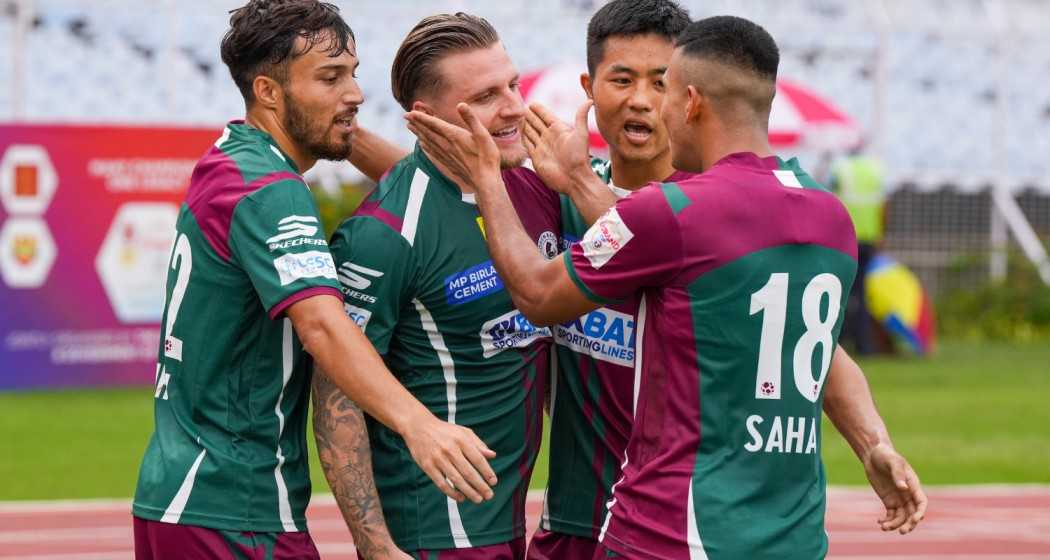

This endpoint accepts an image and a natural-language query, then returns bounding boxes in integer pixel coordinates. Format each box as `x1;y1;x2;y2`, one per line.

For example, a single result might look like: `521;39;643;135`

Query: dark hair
675;16;779;81
586;0;691;75
220;0;354;103
391;13;500;112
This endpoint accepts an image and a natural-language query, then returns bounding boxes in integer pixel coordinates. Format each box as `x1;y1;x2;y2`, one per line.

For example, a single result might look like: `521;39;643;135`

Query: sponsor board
554;307;636;367
95;203;179;323
273;250;337;286
0;145;58;215
480;308;552;358
0;218;57;288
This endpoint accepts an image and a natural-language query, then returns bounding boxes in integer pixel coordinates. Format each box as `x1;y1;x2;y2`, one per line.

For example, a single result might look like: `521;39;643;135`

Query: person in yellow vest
831;152;886;355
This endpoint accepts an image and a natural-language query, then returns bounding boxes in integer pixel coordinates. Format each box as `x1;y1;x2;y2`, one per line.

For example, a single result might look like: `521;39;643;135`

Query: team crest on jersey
267;215;327;251
537;231;559;260
480;309;552;358
581;208;634;269
554;307;635;367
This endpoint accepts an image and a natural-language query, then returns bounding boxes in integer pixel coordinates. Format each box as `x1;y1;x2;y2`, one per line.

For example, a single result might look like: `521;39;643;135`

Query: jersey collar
227;120;302;175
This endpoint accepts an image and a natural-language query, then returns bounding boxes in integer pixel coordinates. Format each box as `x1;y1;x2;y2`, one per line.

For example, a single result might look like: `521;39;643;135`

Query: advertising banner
0;124;220;390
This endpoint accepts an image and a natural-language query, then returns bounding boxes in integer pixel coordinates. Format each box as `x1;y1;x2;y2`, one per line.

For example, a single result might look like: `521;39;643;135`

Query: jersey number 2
749;273;841;403
155;233;192;400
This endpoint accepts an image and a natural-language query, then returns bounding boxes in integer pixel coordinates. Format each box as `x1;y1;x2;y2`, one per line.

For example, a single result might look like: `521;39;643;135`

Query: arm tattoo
312;367;397;559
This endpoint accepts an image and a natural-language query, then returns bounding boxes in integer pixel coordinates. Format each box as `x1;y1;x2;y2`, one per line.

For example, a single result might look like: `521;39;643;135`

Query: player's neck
245;112;316;174
609;149;676;189
421;146;477;194
700;123;773;172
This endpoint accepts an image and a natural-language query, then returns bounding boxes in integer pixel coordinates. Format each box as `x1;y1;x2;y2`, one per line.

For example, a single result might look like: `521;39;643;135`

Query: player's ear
253;75;282;111
411;100;435;116
685;85;703;123
580;73;594;100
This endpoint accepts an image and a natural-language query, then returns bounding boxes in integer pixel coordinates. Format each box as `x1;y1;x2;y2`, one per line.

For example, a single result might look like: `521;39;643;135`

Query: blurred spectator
831;149;886;355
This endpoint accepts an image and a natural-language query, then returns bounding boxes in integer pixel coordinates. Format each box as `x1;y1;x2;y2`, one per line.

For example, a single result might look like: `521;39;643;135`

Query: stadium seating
3;0;1048;192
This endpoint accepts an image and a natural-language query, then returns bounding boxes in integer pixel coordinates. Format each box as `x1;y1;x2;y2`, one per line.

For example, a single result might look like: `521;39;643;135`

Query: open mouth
334;113;357;132
623;120;653;144
491;125;519;142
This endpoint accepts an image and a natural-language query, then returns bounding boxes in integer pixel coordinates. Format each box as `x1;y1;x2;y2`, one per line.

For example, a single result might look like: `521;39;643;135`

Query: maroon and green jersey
327;145;559;551
565;153;857;559
541;158;695;539
134;121;342;532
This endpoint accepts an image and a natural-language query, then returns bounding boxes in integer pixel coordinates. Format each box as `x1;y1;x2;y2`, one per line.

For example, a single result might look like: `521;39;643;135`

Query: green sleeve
228;179;341;318
329;216;415;355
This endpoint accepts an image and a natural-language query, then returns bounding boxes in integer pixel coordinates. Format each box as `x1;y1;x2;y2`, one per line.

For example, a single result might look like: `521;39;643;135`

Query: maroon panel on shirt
503;167;562;246
184;146;302;261
268;286;344;320
354;198;404;233
600;287;699;560
567;184;684;303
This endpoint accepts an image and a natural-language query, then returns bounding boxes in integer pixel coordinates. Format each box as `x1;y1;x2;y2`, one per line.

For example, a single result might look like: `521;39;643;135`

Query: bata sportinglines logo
554;307;636;367
267;215;327;251
581;208;634;269
480;309;552;358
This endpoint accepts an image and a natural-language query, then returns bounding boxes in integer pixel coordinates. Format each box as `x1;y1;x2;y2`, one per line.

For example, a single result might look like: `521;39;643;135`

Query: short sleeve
565;183;684;303
227;179;342;319
328;216;415;355
503;167;562;251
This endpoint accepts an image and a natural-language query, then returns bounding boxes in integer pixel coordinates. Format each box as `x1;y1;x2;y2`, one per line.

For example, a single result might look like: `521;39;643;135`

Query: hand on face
405;103;502;191
522;101;594;194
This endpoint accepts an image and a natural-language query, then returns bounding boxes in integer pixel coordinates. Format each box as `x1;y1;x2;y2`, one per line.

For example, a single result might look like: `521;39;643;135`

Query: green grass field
1;340;1047;500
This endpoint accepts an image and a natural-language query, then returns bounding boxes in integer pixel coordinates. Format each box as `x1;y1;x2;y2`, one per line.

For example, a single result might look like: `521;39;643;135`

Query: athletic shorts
133;516;319;560
526;528;600;560
378;536;526;560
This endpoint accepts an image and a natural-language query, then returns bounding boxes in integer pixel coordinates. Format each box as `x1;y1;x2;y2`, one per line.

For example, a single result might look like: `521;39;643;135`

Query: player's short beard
284;92;352;162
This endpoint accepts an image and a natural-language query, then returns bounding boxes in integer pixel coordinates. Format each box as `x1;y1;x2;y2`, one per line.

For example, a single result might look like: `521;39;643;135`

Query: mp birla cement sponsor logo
445;260;504;305
273;250;337;286
267;215;327;251
480;309;552;358
554;307;636;367
581;208;633;269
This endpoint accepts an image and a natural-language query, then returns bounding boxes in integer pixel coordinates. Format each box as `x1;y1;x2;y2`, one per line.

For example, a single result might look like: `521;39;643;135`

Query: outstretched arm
824;346;927;534
312;368;409;560
349;126;409;182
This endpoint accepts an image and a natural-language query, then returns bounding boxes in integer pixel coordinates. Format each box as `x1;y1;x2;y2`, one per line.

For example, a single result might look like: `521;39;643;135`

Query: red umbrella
520;65;860;152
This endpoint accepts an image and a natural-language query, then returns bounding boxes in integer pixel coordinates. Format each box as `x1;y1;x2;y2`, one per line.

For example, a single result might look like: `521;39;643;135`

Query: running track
1;486;1048;559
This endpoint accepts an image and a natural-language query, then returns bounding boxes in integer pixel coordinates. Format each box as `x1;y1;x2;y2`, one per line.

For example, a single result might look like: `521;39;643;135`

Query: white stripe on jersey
598;454;629;543
539;352;558;531
272;319;298;532
402;169;429;246
773;169;803;188
687;477;711;559
412;298;473;548
160;448;207;523
214;126;231;148
632;295;647;417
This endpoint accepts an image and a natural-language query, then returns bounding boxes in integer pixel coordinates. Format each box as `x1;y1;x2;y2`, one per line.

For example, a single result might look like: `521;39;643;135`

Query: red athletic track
1;486;1048;559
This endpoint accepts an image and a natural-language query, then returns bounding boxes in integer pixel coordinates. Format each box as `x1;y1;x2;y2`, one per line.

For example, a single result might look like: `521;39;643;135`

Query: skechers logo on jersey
445;261;504;305
267;215;325;251
273;251;336;286
338;262;383;304
480;309;552;358
554;307;636;367
344;303;373;331
581;208;634;269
